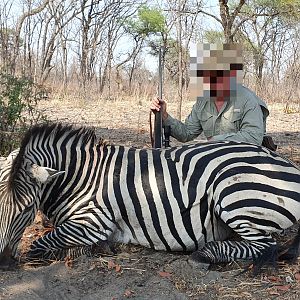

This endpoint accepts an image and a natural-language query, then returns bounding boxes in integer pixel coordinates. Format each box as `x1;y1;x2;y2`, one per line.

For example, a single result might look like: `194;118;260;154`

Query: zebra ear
30;164;65;184
0;149;20;170
6;148;19;163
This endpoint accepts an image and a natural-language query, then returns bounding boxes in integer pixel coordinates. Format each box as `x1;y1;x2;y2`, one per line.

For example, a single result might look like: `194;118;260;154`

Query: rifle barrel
154;46;163;148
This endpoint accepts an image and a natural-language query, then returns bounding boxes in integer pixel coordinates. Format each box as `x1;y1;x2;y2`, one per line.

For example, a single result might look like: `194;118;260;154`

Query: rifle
153;46;170;148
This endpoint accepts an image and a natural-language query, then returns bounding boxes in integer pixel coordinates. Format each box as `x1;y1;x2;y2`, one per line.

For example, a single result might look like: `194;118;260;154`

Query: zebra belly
110;227;202;251
110;213;232;252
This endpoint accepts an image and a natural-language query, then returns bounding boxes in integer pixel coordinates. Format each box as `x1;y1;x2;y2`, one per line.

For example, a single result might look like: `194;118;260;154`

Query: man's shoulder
237;84;259;100
237;85;268;109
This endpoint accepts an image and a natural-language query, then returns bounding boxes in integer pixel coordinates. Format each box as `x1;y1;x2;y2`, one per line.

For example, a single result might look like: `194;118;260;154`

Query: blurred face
189;43;243;99
197;69;238;98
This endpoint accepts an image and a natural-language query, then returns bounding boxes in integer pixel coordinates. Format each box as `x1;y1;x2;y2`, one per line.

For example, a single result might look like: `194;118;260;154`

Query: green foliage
148;38;189;82
123;5;166;37
252;0;300;8
203;30;225;43
0;74;48;155
245;0;300;17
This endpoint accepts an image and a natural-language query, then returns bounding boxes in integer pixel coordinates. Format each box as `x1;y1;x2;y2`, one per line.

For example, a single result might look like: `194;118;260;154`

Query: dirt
0;98;300;300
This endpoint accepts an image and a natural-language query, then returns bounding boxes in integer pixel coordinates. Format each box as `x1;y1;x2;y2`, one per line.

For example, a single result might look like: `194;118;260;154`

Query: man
151;43;270;146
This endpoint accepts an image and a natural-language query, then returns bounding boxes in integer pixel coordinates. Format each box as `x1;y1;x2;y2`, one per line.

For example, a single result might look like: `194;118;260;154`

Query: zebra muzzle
0;246;17;270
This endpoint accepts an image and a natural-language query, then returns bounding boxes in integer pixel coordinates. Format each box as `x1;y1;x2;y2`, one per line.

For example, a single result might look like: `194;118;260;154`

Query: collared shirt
163;84;269;145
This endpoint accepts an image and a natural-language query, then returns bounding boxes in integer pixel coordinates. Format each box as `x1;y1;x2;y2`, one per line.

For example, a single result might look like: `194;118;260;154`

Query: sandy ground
35;98;300;159
0;98;299;300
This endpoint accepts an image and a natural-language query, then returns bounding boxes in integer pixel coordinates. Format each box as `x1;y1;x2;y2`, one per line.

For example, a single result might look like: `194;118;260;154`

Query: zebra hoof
91;240;116;256
252;244;278;275
187;257;210;271
190;250;213;264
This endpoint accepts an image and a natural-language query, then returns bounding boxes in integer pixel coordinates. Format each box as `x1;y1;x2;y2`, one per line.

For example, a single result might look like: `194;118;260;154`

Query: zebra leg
191;231;278;274
27;220;113;260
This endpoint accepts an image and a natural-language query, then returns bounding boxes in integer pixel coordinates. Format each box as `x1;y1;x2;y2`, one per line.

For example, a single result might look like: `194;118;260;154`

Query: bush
0;74;47;155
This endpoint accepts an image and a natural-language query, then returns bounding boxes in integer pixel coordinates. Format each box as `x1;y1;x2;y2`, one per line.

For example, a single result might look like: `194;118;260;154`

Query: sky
7;0;221;74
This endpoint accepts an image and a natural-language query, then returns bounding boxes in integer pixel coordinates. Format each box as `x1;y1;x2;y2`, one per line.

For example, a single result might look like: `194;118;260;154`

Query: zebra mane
8;123;98;188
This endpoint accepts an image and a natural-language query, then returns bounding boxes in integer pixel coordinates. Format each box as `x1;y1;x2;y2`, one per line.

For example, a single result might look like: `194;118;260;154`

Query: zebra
0;123;299;273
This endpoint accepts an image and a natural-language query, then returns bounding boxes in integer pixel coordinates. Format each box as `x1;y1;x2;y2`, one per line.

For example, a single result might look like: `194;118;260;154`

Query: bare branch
231;0;246;21
165;8;222;25
12;0;50;74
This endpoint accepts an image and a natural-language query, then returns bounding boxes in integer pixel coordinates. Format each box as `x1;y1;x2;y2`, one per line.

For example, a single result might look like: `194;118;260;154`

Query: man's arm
211;102;264;145
163;102;203;143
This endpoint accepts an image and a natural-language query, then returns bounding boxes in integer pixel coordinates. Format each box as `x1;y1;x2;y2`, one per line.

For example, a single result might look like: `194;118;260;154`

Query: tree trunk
12;0;50;75
219;0;245;43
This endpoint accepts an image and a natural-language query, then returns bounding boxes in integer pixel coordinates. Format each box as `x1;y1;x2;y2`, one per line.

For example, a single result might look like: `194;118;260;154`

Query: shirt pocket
199;111;214;138
222;110;242;134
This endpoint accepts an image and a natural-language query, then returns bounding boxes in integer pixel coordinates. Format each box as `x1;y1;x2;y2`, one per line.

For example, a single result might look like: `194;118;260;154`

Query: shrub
0;74;47;155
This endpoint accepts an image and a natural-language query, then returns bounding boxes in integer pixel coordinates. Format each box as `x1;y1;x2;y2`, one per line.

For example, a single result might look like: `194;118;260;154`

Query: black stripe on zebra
102;146;120;228
218;182;299;214
224;199;296;223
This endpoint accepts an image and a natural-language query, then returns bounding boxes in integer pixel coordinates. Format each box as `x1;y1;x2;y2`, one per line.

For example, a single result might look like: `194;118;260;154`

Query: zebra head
0;150;64;268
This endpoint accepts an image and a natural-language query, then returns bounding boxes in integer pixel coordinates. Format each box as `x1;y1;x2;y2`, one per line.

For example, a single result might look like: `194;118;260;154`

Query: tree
184;0;247;43
203;30;224;43
119;5;166;93
0;1;20;74
238;0;300;90
12;0;50;75
164;0;202;119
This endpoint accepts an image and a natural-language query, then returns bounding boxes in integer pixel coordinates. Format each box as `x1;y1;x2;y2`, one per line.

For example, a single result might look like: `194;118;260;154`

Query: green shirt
164;84;269;145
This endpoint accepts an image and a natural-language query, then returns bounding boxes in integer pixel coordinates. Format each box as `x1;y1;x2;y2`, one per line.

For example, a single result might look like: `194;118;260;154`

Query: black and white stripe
0;123;299;268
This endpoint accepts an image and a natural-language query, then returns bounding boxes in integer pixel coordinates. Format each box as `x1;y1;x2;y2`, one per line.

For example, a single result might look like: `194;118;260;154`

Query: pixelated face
190;43;243;99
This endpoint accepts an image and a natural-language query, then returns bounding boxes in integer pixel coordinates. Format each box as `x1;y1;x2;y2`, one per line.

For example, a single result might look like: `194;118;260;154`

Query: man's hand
150;97;168;121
